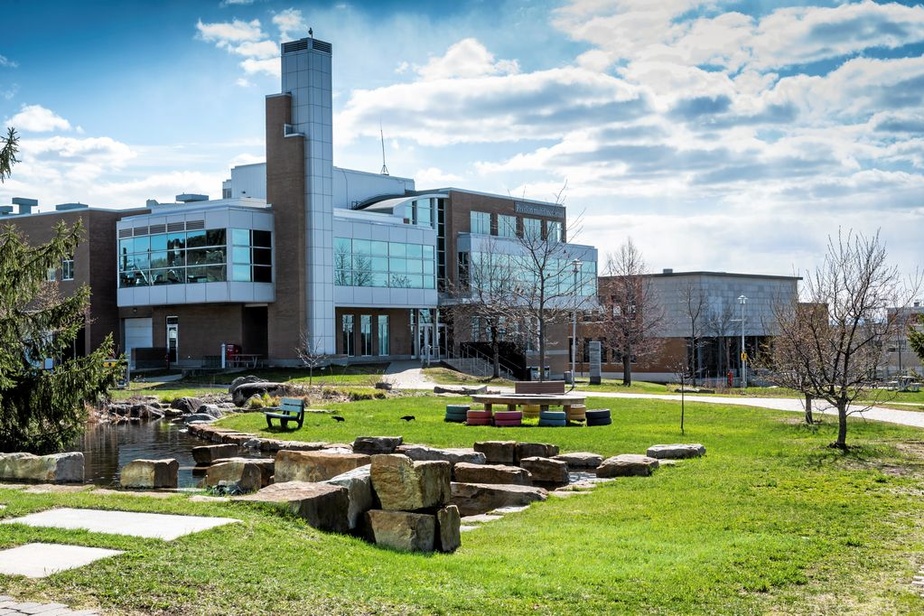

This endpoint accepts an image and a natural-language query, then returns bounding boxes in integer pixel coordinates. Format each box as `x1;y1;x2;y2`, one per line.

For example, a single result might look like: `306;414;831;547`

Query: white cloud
196;18;264;45
0;54;17;68
272;8;307;42
415;38;519;80
414;167;461;187
9;104;72;133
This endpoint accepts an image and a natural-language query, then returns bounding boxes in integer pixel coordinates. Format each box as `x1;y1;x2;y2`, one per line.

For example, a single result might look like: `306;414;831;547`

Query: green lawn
2;395;924;614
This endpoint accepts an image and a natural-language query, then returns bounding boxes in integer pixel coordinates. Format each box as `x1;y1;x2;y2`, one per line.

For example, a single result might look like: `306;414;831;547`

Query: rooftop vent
176;193;208;203
0;206;13;215
55;202;88;211
12;197;36;215
663;268;674;274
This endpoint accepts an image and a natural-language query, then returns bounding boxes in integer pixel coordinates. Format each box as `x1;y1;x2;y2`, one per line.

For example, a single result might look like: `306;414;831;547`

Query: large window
378;315;390;356
119;227;271;288
342;314;355;356
61;257;74;281
498;214;517;238
522;217;542;240
470;211;491;235
231;229;272;283
334;238;436;289
360;314;372;356
406;198;434;228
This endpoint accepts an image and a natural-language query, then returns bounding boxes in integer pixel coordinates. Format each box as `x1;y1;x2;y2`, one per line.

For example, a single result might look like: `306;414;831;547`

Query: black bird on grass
400;415;416;422
332;415;345;422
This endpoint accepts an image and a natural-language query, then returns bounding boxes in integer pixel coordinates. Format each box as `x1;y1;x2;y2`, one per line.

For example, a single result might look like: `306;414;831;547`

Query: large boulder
274;450;371;483
646;444;706;459
120;458;178;489
366;510;436;552
192;444;239;466
452;462;531;486
515;442;560;463
213;456;275;487
395;445;486;466
235;481;350;533
437;505;462;553
518;457;569;486
597;454;660;478
0;452;84;484
473;441;517;465
170;396;203;414
370;455;451;512
450;482;548;517
204;459;264;494
352;436;403;455
551;452;604;470
325;465;375;531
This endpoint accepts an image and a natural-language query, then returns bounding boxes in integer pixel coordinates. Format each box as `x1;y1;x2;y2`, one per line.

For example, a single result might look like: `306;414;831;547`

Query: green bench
264;397;305;429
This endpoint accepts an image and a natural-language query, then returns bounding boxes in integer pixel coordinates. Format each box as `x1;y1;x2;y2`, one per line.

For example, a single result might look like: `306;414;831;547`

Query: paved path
384;364;924;429
578;389;924;428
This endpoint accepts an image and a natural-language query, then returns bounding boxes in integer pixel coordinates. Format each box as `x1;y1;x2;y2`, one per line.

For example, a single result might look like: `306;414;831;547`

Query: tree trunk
622;354;632;386
491;332;500;379
804;393;813;425
537;317;546;381
833;400;849;450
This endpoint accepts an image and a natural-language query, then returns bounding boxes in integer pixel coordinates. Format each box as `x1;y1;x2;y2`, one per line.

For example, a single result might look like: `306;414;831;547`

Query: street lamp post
738;294;747;388
571;259;582;384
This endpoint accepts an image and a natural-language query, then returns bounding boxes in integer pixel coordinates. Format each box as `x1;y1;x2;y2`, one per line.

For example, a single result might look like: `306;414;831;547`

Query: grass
3;394;924;614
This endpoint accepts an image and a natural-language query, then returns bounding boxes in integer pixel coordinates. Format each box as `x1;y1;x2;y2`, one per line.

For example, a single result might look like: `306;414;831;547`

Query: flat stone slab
1;508;238;540
0;542;123;578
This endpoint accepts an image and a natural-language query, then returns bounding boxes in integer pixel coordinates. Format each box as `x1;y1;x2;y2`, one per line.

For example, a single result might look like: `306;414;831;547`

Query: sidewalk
383;360;436;389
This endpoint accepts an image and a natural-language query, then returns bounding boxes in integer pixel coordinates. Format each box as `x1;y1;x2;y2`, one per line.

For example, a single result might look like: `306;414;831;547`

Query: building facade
587;270;801;384
2;36;597;376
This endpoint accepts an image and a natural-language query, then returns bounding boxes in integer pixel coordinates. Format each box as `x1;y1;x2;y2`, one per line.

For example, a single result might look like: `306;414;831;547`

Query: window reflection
119;227;272;287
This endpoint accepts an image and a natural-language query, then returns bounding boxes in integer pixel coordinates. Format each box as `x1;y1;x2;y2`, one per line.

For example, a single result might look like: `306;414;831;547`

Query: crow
332;415;345;422
400;415;416;422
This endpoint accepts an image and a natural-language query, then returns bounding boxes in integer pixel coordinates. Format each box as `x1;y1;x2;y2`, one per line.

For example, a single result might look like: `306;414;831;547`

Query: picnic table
469;392;586;415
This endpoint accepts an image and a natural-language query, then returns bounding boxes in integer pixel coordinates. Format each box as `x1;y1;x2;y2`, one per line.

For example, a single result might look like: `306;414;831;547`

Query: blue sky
2;0;923;283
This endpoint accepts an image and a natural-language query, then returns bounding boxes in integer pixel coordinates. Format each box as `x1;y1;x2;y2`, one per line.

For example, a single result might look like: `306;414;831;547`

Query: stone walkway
0;595;100;615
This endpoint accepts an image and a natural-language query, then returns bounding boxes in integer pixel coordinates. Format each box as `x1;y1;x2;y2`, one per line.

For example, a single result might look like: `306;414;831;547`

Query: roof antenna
308;27;313;38
380;123;389;176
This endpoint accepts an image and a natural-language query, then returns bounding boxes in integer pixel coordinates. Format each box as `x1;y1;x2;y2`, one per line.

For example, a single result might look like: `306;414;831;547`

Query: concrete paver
0;596;99;616
1;507;238;540
0;543;123;579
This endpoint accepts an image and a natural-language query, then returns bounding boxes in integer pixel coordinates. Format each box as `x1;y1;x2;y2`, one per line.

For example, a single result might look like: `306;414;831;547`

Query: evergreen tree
0;128;121;453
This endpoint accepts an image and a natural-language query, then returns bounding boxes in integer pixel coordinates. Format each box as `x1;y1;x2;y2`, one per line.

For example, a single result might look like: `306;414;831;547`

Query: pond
69;420;237;489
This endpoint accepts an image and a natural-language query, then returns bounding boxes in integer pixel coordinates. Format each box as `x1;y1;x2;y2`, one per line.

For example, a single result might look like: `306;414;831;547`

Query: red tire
493;419;522;427
493;411;523;421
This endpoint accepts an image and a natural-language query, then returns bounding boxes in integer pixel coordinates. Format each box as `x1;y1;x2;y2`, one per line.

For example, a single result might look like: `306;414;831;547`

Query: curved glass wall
119;228;272;287
334;237;435;289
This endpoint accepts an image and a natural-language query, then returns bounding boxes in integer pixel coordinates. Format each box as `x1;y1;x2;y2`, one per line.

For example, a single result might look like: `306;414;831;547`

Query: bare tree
510;217;587;381
448;236;521;378
296;330;329;388
705;300;736;382
761;229;919;450
599;239;665;386
678;280;707;385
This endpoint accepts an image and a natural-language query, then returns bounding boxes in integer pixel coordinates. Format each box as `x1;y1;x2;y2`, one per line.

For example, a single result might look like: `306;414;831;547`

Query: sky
2;0;923;284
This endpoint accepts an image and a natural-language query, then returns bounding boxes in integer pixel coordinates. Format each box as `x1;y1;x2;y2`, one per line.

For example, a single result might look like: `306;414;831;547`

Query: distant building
588;269;801;384
884;301;924;377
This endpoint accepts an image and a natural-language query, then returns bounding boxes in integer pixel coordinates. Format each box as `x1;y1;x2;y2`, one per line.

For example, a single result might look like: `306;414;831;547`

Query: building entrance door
166;316;178;363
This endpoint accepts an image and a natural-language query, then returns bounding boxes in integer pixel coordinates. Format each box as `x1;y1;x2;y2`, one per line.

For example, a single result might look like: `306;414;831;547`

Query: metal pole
738;295;747;388
571;259;581;383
